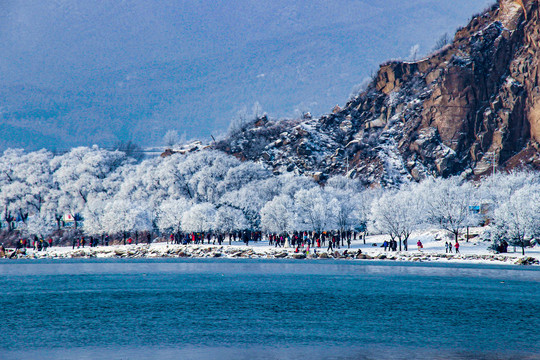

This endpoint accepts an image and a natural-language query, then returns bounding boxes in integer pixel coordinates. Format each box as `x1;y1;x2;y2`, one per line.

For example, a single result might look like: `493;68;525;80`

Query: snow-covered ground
5;229;540;266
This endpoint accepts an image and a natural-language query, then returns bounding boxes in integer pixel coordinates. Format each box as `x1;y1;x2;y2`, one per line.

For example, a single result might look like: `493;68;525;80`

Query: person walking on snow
455;241;460;254
417;240;423;251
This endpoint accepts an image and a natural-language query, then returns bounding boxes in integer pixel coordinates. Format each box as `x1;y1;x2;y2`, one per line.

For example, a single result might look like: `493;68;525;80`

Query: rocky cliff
213;0;540;186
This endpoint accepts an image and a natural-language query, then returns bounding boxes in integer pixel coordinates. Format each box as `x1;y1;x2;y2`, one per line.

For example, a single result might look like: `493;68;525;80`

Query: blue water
0;259;539;359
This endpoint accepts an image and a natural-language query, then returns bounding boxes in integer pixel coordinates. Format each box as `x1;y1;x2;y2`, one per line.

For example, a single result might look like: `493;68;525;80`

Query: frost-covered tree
326;175;365;193
163;130;180;147
156;198;190;234
102;200;153;242
421;177;480;242
26;213;56;239
220;176;284;230
215;206;248;233
294;187;334;233
217;162;270;195
478;171;540;220
492;184;540;255
326;187;362;234
260;195;294;234
52;146;130;215
181;202;216;233
0;149;55;226
14;149;54;216
370;186;425;251
81;199;107;236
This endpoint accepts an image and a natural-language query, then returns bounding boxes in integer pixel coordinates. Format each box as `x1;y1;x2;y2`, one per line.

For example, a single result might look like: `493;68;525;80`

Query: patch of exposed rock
5;244;539;265
211;0;540;186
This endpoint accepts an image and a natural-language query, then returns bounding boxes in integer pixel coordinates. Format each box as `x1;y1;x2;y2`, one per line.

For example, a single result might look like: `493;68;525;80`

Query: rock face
214;1;540;186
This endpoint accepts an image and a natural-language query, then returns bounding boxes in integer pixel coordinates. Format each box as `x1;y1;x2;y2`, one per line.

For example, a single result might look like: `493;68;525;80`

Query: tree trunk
466;226;469;243
521;239;525;255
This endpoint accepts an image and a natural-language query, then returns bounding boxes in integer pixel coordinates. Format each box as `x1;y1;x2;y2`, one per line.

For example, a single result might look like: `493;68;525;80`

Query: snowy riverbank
4;236;540;266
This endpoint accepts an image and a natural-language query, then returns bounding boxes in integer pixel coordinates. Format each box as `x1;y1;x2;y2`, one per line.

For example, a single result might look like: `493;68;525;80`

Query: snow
8;230;539;266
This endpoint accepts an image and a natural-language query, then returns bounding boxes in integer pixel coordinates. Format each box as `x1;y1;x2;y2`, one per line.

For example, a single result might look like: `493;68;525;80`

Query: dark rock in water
292;253;306;259
377;254;387;259
178;252;187;257
212;253;222;258
318;252;329;259
356;254;367;259
274;252;288;258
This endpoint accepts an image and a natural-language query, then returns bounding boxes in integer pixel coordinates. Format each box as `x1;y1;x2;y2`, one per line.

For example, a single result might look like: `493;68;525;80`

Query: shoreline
2;243;539;266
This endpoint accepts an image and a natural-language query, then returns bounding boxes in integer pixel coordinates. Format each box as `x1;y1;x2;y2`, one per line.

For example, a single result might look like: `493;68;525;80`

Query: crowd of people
12;237;54;251
0;230;363;255
0;229;501;259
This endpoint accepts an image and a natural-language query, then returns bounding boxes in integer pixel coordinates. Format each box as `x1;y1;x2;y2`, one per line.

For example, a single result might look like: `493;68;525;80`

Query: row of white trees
0;146;538;248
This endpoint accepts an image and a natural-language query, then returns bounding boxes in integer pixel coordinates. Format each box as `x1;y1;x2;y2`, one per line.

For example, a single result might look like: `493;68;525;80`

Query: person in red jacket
455;241;460;253
127;237;133;245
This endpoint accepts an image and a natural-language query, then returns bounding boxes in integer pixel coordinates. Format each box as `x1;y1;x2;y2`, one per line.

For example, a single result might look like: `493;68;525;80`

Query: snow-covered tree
492;184;540;255
81;199;106;236
326;175;365;193
478;171;540;220
215;206;248;233
181;202;216;233
220;176;283;230
156;198;190;234
163;130;180;147
326;187;362;234
260;195;294;234
101;200;153;239
52;146;130;215
0;149;55;227
370;186;425;251
26;213;56;239
421;177;481;242
294;187;334;232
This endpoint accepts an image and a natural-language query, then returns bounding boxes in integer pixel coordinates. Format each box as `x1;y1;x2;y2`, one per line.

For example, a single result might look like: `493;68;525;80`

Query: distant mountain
213;0;540;186
0;0;493;150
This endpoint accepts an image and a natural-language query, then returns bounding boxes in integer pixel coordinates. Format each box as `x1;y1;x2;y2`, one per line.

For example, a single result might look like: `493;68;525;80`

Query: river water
1;259;539;359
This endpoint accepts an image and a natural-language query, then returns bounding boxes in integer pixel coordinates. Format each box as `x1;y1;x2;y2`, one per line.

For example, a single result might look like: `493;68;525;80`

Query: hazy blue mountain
0;0;494;150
